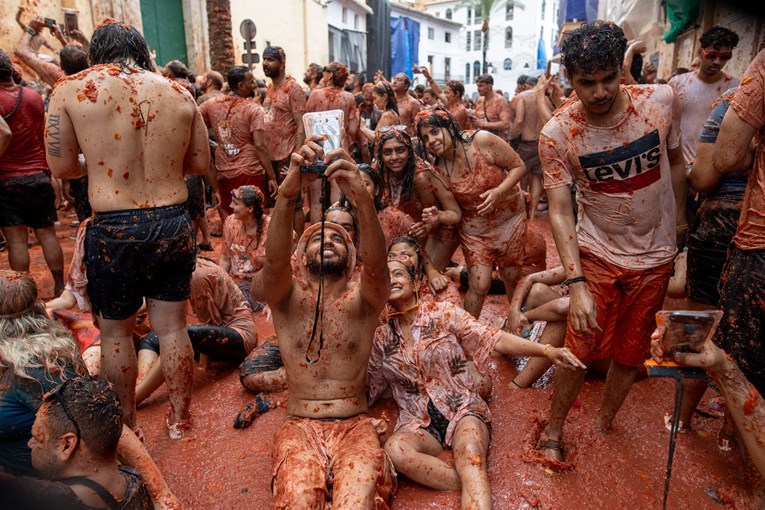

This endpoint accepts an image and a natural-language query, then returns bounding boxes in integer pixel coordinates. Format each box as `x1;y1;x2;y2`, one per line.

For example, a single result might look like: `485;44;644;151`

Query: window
428;55;434;67
445;57;451;80
466;63;471;83
428;27;435;40
446;8;452;20
473;30;481;51
445;32;451;43
435;11;440;17
467;8;472;25
506;2;514;20
540;27;544;40
504;58;512;70
354;14;359;30
505;27;512;48
466;31;471;51
473;61;480;82
342;7;347;23
474;8;482;25
541;0;546;20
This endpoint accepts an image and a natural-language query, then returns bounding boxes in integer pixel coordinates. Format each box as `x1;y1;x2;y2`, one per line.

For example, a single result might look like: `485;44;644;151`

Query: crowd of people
1;9;764;510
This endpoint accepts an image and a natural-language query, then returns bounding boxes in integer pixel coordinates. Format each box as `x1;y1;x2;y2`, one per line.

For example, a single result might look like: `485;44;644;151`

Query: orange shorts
566;250;673;367
272;414;396;510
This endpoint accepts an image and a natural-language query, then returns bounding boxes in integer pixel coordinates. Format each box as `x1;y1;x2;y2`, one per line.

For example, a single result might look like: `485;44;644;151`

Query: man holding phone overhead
261;139;394;509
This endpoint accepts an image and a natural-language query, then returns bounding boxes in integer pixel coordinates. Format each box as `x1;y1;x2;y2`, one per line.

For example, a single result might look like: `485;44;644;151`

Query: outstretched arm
262;142;322;306
13;17;64;87
324;149;389;312
651;335;765;478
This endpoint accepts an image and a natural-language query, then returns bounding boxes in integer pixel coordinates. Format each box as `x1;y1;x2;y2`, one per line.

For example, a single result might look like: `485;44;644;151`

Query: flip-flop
539;439;565;461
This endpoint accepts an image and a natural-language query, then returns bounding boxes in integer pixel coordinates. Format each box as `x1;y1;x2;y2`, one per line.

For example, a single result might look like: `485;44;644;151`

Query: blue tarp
557;0;598;25
537;39;548;70
391;17;420;79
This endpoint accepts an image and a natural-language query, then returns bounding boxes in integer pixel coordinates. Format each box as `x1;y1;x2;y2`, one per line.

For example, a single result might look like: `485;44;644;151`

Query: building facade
326;0;372;75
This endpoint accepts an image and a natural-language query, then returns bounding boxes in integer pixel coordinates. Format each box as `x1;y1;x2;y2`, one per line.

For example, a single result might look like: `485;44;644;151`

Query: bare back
518;90;544;141
272;280;380;419
49;65;208;211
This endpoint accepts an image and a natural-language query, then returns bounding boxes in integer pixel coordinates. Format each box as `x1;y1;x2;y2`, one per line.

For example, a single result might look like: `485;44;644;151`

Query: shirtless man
262;140;394;508
514;76;550;217
392;73;422;136
538;21;686;463
44;21;210;437
470;74;512;141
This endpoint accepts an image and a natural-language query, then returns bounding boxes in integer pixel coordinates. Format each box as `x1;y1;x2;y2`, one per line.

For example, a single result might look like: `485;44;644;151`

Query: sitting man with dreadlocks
262;139;395;508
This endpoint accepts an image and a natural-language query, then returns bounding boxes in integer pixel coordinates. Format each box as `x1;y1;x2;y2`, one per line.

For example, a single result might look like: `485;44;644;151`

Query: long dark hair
415;106;473;166
358;163;384;211
388;236;423;280
376;130;417;203
88;20;155;71
373;82;398;114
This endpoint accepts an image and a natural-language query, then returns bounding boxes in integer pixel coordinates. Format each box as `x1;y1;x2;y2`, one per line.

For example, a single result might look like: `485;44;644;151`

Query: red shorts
566;249;673;367
272;414;395;509
218;174;265;214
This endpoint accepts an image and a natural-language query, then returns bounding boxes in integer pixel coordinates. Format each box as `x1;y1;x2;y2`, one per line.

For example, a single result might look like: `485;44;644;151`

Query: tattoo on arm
47;114;61;157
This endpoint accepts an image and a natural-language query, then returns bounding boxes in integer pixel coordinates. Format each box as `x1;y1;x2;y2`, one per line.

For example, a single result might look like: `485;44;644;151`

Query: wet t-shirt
541;85;680;270
669;71;738;164
222;214;270;283
263;76;307;160
730;48;765;250
305;86;359;150
368;301;497;446
475;93;510;140
199;95;266;179
190;257;258;354
0;85;48;178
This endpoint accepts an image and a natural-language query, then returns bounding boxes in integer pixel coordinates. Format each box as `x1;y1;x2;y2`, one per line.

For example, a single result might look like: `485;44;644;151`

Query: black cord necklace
305;175;330;364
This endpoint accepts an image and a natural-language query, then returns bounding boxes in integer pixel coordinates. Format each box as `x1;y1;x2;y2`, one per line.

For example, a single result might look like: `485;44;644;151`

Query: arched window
505;27;513;48
504;58;512;70
446;8;452;20
465;63;471;83
473;61;481;82
506;2;514;20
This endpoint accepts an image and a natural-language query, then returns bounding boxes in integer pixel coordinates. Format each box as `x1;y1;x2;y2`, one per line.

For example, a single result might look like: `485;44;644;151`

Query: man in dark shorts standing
45;21;210;438
0;49;65;296
712;47;765;397
537;21;686;463
262;46;306;231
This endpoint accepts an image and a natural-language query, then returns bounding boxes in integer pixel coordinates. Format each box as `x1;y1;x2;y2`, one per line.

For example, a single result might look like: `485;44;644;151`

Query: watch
26;27;37;36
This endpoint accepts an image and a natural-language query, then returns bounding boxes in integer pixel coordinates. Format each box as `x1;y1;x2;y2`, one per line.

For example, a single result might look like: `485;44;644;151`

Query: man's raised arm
262;142;322;305
324;150;389;312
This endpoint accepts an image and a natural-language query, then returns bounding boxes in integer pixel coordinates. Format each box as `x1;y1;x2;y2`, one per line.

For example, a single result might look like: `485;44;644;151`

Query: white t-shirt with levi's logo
541;84;681;270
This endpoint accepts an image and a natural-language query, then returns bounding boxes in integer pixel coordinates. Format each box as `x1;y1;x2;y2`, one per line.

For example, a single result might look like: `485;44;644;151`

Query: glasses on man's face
378;125;407;134
701;49;732;61
43;378;81;441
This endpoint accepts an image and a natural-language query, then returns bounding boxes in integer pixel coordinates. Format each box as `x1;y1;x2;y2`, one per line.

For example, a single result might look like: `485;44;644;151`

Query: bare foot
539;438;564;463
595;416;614;434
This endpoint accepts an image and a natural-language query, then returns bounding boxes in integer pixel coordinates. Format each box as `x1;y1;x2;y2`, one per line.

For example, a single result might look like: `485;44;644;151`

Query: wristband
542;345;551;358
676;224;688;233
26;27;37;36
562;276;586;287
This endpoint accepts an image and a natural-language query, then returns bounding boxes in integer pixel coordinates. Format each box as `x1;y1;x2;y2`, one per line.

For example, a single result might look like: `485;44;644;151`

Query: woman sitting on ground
368;260;584;509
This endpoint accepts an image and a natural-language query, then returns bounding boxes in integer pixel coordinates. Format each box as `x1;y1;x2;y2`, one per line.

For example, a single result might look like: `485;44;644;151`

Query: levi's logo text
578;130;661;193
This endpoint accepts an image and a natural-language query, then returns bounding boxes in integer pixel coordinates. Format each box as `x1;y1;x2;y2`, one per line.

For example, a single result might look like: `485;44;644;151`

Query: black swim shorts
0;172;57;229
184;175;205;220
240;336;282;381
85;204;196;320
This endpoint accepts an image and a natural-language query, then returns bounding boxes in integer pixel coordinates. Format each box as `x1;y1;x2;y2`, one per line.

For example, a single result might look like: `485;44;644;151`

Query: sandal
165;413;193;440
539;439;565;462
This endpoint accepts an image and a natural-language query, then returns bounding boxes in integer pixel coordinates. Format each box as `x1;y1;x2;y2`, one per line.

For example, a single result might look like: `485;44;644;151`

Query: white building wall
326;0;369;33
422;0;559;98
230;0;328;82
390;3;465;86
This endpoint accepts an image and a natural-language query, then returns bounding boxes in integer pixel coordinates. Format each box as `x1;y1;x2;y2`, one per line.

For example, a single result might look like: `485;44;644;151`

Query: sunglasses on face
701;49;732;61
378;125;407;134
43;378;82;441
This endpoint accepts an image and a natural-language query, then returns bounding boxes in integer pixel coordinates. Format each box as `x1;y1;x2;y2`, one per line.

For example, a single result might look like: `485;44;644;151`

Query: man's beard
303;74;314;85
307;251;349;276
264;66;279;78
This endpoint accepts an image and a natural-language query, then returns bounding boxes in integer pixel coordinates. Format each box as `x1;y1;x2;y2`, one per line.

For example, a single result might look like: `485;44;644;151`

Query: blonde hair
0;271;84;381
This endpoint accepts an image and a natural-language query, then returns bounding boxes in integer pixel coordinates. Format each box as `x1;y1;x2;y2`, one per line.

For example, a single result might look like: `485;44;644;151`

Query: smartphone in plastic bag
655;310;723;359
301;110;344;174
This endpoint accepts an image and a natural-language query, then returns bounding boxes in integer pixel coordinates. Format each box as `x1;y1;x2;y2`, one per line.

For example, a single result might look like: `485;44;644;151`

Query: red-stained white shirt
368;301;499;445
